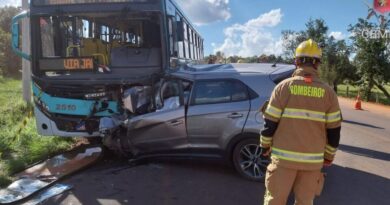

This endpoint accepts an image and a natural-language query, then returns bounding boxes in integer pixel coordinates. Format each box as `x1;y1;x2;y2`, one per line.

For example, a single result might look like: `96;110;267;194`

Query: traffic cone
354;93;363;110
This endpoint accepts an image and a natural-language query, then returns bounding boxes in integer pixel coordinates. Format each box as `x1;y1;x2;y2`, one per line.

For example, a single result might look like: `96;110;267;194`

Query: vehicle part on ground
0;146;102;204
23;184;72;205
232;138;270;181
0;179;48;204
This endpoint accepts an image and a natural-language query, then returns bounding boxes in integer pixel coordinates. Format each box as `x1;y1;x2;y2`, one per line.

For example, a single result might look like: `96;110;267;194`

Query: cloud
0;0;21;7
329;31;346;41
213;9;283;57
176;0;231;25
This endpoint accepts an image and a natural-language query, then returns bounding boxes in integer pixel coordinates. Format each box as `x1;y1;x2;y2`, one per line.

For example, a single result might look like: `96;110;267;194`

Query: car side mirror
11;11;30;60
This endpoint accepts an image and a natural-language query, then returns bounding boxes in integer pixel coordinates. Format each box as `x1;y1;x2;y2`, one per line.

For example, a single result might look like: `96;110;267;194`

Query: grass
0;78;74;188
337;84;390;105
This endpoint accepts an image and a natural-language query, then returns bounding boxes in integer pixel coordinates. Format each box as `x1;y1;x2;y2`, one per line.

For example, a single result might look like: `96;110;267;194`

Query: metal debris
23;184;72;205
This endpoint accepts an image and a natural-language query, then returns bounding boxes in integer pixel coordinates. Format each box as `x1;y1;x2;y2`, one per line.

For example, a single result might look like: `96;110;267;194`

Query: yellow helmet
295;39;322;59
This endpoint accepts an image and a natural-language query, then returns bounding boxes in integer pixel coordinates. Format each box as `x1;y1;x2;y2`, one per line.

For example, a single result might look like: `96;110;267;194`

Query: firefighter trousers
263;163;321;205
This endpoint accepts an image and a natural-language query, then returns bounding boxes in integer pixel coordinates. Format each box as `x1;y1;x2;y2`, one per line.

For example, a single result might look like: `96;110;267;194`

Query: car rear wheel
232;138;270;182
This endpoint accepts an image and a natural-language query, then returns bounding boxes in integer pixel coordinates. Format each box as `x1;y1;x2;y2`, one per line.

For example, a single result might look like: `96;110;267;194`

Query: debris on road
0;146;102;204
23;184;72;205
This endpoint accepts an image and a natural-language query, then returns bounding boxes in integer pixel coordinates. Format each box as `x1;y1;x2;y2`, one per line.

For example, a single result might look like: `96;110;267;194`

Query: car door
186;79;251;150
127;79;188;154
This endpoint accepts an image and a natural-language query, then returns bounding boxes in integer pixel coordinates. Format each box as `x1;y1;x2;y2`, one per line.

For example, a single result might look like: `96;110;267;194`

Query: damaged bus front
12;0;204;137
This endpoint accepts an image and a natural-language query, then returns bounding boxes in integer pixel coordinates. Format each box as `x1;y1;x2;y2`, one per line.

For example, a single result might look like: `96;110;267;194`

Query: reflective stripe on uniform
325;145;337;155
282;108;326;122
272;147;324;163
326;111;342;123
261;135;273;145
265;105;282;119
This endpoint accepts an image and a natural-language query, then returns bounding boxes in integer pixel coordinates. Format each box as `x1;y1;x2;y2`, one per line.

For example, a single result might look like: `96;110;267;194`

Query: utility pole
22;0;31;103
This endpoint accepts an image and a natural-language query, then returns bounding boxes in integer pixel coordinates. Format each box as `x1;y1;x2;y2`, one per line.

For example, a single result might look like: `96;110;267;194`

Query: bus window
183;22;189;59
38;13;162;73
168;17;176;57
40;17;55;57
189;28;193;59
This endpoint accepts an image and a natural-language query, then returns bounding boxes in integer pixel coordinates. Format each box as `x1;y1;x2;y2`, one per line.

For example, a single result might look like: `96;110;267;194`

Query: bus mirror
11;11;31;61
12;23;19;49
177;21;184;41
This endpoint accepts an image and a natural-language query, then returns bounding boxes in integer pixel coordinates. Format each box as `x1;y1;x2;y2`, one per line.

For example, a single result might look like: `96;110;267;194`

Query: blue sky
0;0;373;56
176;0;370;56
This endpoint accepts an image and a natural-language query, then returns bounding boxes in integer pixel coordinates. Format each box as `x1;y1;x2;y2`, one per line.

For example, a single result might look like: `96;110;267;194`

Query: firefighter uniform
261;39;342;205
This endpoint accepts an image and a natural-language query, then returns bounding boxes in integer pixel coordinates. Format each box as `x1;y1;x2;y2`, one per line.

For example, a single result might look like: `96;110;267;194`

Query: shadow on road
339;144;390;161
44;159;390;205
343;120;384;129
316;165;390;205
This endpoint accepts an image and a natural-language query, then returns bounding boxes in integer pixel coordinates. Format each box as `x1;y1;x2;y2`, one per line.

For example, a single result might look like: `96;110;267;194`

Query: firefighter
260;39;342;205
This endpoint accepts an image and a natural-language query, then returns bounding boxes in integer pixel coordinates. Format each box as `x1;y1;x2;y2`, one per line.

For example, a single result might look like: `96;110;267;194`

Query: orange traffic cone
354;93;363;110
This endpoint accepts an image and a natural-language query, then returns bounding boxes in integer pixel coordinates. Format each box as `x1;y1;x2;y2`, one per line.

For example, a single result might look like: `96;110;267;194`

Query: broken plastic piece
23;184;72;205
0;146;102;204
0;179;48;204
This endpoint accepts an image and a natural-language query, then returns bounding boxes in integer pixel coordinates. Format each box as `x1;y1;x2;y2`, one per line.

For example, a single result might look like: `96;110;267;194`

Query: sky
0;0;373;57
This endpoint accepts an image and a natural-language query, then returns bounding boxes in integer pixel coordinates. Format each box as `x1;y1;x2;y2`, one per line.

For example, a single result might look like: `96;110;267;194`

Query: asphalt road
45;97;390;205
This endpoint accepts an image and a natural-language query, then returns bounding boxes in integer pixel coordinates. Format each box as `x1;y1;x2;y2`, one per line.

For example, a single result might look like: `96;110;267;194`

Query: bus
12;0;204;137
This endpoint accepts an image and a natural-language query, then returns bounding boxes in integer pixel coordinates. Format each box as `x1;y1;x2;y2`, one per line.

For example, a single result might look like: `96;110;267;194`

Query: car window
193;80;248;105
182;80;192;104
231;81;248;101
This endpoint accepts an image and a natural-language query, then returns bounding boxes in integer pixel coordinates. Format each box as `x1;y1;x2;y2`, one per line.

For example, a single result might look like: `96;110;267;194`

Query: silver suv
103;63;294;181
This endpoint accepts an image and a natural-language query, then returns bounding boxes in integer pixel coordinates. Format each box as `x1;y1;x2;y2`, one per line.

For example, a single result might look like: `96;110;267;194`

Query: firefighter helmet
295;39;322;59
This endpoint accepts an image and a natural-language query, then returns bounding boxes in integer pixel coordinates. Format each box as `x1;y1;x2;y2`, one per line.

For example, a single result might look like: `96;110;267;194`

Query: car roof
171;63;295;80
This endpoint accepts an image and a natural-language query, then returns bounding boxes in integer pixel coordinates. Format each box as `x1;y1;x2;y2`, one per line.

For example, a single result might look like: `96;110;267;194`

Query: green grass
0;78;74;188
337;84;390;105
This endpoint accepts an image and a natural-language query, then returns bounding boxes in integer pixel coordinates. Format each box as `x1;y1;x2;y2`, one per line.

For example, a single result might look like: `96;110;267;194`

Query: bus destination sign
39;57;95;71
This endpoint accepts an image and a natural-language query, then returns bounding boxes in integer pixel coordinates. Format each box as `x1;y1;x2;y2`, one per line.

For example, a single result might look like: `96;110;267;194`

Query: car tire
232;138;270;182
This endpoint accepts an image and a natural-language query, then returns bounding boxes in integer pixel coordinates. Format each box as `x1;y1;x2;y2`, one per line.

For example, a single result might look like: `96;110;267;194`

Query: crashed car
101;63;294;181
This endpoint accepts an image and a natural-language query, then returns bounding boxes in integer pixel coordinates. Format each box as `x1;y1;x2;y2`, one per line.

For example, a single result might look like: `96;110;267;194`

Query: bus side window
168;17;177;57
176;15;185;59
183;22;189;59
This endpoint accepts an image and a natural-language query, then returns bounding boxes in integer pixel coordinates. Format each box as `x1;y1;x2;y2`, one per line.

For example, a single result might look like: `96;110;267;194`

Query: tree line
209;15;390;103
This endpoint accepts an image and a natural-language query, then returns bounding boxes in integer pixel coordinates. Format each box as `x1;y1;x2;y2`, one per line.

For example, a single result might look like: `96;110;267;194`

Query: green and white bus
12;0;204;137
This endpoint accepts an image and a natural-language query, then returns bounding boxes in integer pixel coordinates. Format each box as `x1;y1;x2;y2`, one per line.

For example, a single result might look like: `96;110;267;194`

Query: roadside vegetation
0;78;74;188
337;84;390;105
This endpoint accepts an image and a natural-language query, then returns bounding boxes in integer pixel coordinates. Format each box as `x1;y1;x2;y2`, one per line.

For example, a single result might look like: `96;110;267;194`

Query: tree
349;18;390;101
0;28;21;77
319;37;357;92
215;51;226;63
227;56;239;63
282;18;356;93
0;6;21;33
282;19;328;60
304;18;329;46
0;6;22;78
281;30;306;60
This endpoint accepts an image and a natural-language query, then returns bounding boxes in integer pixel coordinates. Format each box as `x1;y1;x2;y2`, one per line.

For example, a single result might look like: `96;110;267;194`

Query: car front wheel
232;138;270;182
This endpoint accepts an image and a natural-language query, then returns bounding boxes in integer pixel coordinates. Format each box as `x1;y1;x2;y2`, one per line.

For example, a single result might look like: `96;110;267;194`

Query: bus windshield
38;12;162;74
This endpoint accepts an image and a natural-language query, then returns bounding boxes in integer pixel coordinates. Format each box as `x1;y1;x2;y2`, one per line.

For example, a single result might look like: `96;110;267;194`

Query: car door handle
169;120;183;126
228;113;244;119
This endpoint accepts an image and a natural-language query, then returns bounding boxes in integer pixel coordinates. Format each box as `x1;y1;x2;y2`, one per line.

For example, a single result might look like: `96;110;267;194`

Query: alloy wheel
238;144;270;179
